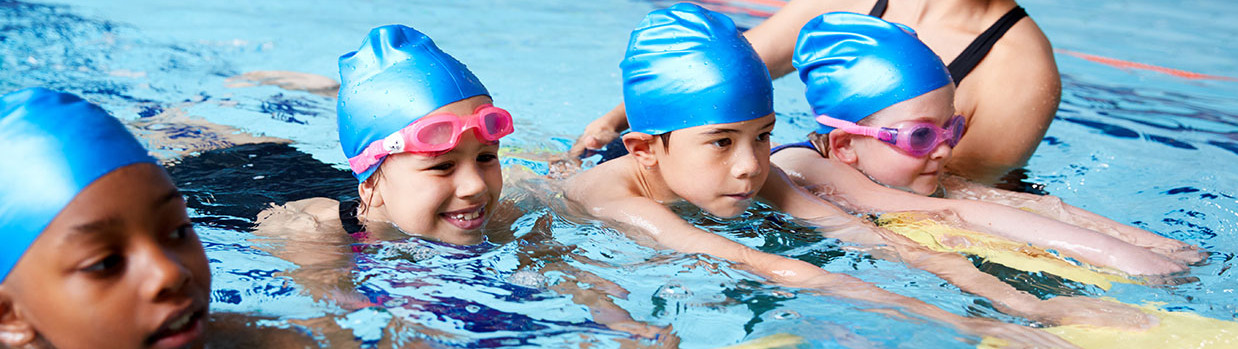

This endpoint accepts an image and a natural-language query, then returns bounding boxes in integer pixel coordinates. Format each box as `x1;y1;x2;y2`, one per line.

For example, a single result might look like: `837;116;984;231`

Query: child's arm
546;265;678;346
942;175;1206;264
778;158;1186;276
761;169;1156;330
253;198;361;305
578;194;1074;347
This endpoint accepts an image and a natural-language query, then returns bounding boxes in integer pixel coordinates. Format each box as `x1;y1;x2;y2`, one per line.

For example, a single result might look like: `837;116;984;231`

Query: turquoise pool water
3;0;1237;347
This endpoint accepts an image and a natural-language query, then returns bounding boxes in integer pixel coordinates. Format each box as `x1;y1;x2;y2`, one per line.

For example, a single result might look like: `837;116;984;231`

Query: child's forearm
939;200;1185;275
944;176;1197;255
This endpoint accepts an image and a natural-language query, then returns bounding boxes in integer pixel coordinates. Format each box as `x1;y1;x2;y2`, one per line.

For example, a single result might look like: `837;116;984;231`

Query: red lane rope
1056;48;1237;81
688;0;778;18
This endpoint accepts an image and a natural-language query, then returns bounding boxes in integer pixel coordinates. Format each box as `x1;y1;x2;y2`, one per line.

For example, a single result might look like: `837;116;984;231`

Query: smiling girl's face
360;96;504;245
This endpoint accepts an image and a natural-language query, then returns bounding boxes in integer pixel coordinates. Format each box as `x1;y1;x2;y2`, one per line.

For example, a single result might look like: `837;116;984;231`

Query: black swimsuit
770;140;823;157
339;200;365;234
868;0;1029;85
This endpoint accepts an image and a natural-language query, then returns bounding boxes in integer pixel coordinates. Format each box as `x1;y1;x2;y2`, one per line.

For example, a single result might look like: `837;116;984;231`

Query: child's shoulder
254;197;348;242
564;156;641;202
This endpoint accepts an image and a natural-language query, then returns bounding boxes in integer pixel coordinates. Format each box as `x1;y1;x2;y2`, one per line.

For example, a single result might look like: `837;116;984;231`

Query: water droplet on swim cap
0;88;156;282
337;24;489;182
621;3;774;135
793;12;952;134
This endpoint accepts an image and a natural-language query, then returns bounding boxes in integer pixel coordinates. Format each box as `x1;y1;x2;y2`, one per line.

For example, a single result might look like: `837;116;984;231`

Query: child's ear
0;291;37;347
828;130;860;165
621;132;659;168
357;174;386;211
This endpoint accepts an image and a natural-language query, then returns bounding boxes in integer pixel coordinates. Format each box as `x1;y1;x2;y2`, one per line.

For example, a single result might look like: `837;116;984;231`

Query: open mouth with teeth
441;206;486;230
147;307;206;348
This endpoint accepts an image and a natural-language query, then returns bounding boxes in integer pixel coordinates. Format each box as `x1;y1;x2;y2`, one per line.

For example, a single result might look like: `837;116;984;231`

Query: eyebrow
701;121;776;136
64;189;184;239
155;189;185;210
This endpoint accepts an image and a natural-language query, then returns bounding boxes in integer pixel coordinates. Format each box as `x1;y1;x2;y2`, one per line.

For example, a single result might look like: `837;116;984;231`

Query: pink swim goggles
815;114;965;157
349;104;515;174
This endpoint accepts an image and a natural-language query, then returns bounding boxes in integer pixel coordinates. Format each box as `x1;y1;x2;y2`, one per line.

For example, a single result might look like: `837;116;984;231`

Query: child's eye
427;161;456;171
81;254;125;275
757;132;772;142
170;224;194;240
477;153;499;163
711;138;732;148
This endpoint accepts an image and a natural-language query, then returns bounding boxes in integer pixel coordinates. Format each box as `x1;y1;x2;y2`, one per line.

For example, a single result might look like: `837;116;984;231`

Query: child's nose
140;244;192;301
454;164;489;200
731;147;763;179
928;139;952;161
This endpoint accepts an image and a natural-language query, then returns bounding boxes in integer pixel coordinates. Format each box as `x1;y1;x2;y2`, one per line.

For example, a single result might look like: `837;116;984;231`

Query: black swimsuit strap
867;2;1028;85
946;6;1027;85
339;199;364;234
868;0;889;17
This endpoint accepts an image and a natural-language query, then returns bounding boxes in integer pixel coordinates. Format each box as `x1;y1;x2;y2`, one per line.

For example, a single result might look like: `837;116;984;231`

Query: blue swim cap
621;3;774;135
338;24;489;182
793;12;951;134
0;88;156;282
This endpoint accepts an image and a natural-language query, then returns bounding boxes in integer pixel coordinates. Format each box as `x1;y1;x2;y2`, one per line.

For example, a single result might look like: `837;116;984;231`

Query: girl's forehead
868;92;955;124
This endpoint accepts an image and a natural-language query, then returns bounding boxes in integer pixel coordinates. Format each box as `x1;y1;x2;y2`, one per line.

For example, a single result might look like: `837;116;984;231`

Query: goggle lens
416;121;457;146
948;116;965;146
908;126;937;151
480;110;512;139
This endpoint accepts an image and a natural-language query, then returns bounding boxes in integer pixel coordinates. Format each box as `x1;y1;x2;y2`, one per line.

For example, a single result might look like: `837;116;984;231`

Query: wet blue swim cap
793;12;951;134
621;3;773;135
0;88;156;282
338;24;489;182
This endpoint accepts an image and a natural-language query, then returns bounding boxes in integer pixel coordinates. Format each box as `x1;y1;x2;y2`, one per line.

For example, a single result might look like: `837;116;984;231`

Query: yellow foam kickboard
715;333;804;349
877;212;1137;290
979;301;1238;348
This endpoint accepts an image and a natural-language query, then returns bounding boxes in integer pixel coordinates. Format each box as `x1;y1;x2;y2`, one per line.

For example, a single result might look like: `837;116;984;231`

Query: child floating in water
255;24;673;345
563;4;1072;347
0;88;320;348
769;12;1203;277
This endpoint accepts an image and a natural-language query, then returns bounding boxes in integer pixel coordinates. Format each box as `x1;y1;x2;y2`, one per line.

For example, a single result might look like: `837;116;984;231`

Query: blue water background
3;0;1237;347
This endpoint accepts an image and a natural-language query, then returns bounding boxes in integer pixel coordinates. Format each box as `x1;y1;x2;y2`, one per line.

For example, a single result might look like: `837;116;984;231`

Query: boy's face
363;96;504;246
841;86;956;195
0;163;211;349
654;114;775;218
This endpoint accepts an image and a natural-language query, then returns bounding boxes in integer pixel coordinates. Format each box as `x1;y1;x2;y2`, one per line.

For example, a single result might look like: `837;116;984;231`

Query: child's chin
705;205;746;219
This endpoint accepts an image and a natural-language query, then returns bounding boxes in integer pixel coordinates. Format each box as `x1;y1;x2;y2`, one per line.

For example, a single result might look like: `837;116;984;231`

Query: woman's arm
945;17;1061;182
742;0;868;79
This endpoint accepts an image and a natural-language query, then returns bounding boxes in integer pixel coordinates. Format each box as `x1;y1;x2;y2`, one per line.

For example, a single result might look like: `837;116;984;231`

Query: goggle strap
816;114;887;140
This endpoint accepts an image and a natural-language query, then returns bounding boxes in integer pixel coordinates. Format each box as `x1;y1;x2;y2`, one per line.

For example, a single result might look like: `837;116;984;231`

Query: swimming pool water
4;0;1238;347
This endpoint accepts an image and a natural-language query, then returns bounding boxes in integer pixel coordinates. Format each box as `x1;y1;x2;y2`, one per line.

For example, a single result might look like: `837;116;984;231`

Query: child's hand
566;106;627;160
1142;238;1208;266
1033;297;1158;331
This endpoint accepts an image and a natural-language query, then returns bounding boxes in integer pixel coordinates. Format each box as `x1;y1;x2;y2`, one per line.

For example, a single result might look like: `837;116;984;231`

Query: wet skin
359;96;504;246
0;163;211;349
829;85;957;195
